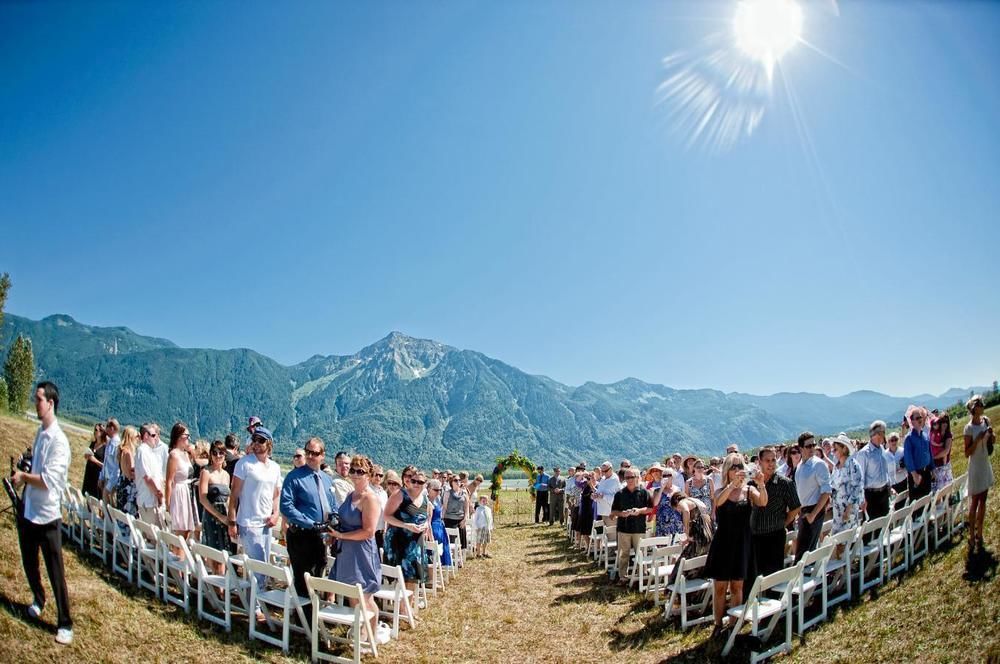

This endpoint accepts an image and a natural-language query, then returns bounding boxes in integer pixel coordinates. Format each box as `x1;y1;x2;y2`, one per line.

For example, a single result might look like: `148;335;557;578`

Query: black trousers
794;507;823;562
534;492;549;523
752;530;787;578
286;529;328;599
18;516;72;629
443;517;467;550
908;467;933;517
864;487;891;520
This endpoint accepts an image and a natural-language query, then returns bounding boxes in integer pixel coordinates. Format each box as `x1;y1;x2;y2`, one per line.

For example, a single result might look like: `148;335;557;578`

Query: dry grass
1;409;999;662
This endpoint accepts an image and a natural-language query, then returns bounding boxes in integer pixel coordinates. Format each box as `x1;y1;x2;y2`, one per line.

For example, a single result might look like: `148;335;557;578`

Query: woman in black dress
82;423;106;498
574;470;597;551
706;453;767;634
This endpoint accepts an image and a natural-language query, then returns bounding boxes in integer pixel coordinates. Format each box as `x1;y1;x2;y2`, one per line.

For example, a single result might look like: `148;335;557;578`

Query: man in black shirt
750;447;800;577
610;469;652;583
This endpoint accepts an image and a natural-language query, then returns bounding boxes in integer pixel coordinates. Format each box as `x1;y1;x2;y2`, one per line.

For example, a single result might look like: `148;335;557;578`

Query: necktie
315;473;331;523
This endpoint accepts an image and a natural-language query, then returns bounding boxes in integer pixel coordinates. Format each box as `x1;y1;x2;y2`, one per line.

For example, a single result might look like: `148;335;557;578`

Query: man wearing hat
856;420;894;521
533;465;551;525
228;426;283;597
547;466;566;526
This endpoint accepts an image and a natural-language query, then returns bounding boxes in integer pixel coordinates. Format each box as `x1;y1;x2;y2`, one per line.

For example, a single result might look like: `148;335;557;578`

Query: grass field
1;409;998;662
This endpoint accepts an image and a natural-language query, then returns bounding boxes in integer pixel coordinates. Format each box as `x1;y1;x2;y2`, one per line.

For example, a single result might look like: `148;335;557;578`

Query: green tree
4;334;34;414
0;272;10;331
0;376;7;413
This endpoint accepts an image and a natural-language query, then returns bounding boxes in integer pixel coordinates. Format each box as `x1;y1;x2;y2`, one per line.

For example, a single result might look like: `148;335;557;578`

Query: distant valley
0;313;986;469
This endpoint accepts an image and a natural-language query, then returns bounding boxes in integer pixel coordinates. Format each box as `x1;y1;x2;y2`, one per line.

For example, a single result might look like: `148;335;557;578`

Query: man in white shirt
886;432;908;494
327;450;354;509
151;423;169;475
228;426;282;592
594;461;621;526
12;382;73;645
134;422;165;526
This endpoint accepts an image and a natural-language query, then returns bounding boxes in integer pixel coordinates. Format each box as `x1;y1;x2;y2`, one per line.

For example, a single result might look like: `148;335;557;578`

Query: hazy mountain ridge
0;313;986;468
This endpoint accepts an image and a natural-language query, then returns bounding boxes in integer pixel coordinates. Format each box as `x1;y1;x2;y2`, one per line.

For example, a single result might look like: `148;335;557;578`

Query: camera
13;448;32;474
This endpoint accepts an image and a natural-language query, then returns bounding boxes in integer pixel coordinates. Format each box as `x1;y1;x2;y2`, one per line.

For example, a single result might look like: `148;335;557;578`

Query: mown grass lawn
1;409;998;662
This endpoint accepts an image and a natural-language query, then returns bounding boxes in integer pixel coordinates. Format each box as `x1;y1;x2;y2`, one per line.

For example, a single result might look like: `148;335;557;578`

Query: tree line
0;272;37;414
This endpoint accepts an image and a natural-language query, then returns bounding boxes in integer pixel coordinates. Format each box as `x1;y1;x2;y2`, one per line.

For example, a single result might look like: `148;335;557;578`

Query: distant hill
0;313;989;468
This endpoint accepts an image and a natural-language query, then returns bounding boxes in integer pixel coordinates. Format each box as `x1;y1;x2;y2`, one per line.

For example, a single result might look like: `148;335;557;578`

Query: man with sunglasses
280;437;336;598
903;407;934;505
135;422;166;527
610;469;653;583
228;426;282;597
793;431;831;562
97;418;121;506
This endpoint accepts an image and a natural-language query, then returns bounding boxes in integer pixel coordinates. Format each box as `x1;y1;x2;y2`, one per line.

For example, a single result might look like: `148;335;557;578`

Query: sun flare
733;0;803;74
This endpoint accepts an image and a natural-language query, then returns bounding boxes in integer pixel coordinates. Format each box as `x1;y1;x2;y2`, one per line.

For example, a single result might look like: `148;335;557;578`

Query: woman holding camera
328;454;388;644
705;453;768;635
82;423;106;499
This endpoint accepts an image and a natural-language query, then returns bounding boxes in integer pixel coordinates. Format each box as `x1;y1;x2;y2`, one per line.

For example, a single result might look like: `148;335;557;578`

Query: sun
733;0;803;75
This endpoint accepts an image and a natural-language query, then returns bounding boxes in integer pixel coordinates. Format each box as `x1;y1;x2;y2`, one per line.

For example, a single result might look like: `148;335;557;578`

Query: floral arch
489;449;538;513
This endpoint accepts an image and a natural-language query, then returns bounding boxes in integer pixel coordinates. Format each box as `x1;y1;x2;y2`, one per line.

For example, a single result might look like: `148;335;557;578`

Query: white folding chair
823;526;856;608
61;487;75;539
158;530;196;611
269;541;290;568
774;542;835;633
305;573;377;663
783;529;797;567
884;503;912;581
633;536;676;591
664;554;713;628
722;563;803;663
929;482;955;550
645;543;683;605
133;518;162;596
601;524;618;575
908;494;932;563
588;522;605;560
68;486;90;547
854;515;889;594
85;495;110;564
373;563;415;639
818;519;833;544
950;473;969;538
108;507;137;583
246;558;311;653
422;540;446;595
445;527;463;574
891;490;909;510
191;542;251;631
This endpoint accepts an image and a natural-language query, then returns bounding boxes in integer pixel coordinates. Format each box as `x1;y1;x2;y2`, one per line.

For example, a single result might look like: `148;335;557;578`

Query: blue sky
1;1;998;397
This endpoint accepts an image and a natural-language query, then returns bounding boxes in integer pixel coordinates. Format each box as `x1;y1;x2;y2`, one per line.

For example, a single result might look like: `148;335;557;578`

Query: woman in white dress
963;395;995;558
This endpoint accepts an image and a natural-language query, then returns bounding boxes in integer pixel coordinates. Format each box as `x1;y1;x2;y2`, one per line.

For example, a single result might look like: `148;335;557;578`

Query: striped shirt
750;473;800;535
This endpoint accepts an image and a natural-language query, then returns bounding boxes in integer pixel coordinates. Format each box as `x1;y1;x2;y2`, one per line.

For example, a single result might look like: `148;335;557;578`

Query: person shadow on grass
963;547;998;583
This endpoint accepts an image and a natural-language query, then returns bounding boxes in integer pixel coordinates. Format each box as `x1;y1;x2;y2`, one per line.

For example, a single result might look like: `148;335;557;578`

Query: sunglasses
411;479;426;486
348;468;368;476
790;450;801;455
387;481;401;487
294;453;304;458
211;450;226;457
305;449;323;457
375;473;384;478
731;464;745;470
251;437;267;445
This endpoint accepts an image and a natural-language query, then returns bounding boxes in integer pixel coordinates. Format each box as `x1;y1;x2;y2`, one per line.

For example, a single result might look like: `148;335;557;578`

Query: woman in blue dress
384;466;429;611
328;454;389;645
653;470;684;541
426;480;453;568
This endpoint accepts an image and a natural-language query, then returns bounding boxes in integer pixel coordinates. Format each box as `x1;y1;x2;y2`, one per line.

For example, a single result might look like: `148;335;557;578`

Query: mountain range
0;313;987;469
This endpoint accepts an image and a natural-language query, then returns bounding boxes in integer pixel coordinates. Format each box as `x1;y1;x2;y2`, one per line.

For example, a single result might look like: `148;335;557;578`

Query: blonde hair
118;425;139;465
194;439;210;459
721;453;744;484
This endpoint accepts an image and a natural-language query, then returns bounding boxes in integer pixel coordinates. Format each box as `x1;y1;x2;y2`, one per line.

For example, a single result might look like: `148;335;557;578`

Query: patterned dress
686;477;713;513
830;457;864;534
655;488;683;538
385;491;428;583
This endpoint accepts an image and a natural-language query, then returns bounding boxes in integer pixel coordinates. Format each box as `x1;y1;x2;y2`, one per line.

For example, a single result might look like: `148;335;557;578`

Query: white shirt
23;419;70;525
134;443;164;509
234;454;282;528
595;474;621;516
473;504;493;530
153;439;169;475
99;434;121;491
888;446;907;484
672;471;686;492
373;485;388;531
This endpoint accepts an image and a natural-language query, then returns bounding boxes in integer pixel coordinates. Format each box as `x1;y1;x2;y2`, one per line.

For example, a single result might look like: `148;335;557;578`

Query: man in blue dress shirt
793;432;831;562
858;420;894;521
534;466;550;524
903;408;934;506
280;436;336;597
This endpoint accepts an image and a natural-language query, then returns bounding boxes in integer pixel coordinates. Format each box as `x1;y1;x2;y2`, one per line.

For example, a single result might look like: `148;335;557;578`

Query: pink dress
168;451;196;532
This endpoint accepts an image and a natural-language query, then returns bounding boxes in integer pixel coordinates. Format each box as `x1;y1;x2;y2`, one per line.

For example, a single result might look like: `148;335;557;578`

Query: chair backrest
158;530;195;568
445;527;460;540
888;503;912;528
860;515;889;541
245;557;291;587
304;573;364;603
910;494;933;519
86;495;105;517
133;518;160;546
381;563;405;584
650;543;683;567
892;490;909;508
107;506;131;530
678;553;708;575
932;482;954;510
191;542;228;576
604;524;617;540
744;562;802;606
638;535;675;550
801;541;836;570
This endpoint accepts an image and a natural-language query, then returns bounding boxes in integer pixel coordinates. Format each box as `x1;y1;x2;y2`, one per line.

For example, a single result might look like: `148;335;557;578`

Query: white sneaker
27;603;42;619
55;628;73;645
